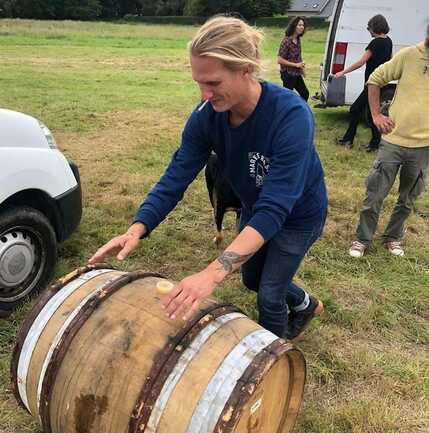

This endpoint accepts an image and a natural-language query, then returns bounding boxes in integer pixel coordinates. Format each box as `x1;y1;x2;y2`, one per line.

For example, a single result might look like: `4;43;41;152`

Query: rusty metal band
10;263;112;412
213;339;301;433
38;270;164;433
128;303;241;433
187;329;278;433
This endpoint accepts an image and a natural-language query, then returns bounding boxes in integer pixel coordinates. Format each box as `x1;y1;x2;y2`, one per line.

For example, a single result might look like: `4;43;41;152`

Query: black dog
205;153;241;246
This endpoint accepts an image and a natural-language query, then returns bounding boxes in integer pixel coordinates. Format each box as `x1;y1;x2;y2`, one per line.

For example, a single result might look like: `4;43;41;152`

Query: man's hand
368;84;394;134
88;222;146;264
296;62;305;70
162;226;263;321
373;113;395;134
162;268;219;321
332;70;345;79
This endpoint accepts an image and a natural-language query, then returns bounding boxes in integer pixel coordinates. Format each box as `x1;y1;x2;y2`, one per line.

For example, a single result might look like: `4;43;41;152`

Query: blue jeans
241;214;326;337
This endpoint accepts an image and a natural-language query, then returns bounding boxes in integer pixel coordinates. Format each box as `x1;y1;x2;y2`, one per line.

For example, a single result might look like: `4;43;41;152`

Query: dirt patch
74;394;108;433
56;110;184;206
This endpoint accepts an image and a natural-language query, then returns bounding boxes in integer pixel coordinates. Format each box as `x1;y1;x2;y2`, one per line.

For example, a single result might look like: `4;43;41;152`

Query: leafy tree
117;0;142;15
99;0;144;18
251;0;289;17
2;0;104;19
141;0;184;16
156;0;185;15
184;0;289;18
11;0;56;19
99;0;121;18
61;0;102;20
141;2;156;15
0;0;289;19
183;0;208;16
0;0;15;17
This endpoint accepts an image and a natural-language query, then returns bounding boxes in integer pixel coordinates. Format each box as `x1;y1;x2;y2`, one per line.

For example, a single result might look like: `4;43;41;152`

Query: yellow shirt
367;41;429;148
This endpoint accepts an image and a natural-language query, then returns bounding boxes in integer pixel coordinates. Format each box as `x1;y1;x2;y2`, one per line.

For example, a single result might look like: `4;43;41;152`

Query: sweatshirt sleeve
134;110;211;234
367;47;407;87
246;102;315;241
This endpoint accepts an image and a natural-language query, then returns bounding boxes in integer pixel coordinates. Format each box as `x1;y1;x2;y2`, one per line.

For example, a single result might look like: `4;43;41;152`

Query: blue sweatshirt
136;81;327;241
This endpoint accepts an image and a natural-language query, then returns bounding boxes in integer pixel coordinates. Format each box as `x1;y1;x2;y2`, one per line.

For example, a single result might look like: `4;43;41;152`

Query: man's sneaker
286;296;324;340
349;241;367;258
384;241;404;256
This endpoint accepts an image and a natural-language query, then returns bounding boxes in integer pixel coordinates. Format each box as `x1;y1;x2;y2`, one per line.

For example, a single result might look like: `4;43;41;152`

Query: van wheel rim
380;100;391;116
0;228;44;302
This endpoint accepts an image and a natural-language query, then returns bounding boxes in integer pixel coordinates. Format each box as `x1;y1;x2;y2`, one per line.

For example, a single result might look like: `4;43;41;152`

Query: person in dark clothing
334;15;392;151
278;16;309;101
89;16;328;340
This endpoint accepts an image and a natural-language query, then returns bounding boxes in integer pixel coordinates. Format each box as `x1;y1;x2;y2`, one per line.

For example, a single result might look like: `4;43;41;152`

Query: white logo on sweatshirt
248;152;270;187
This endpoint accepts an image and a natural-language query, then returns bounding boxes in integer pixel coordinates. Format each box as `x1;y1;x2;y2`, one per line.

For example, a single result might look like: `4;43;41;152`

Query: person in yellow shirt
349;24;429;258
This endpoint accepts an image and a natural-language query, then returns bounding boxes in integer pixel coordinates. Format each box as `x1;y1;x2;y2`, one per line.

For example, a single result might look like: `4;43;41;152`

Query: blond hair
188;16;264;78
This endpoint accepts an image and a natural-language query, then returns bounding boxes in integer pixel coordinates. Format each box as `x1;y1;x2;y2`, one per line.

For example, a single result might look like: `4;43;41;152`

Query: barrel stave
51;296;149;433
25;270;124;417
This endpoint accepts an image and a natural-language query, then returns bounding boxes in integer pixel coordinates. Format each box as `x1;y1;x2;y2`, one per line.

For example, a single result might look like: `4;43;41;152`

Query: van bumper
321;76;346;106
55;160;82;242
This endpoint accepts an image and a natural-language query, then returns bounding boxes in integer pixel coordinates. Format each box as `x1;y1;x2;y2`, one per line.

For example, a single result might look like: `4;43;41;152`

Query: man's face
190;55;248;112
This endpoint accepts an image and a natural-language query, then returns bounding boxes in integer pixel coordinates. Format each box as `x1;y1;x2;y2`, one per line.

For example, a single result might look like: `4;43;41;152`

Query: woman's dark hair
286;16;306;37
367;14;390;34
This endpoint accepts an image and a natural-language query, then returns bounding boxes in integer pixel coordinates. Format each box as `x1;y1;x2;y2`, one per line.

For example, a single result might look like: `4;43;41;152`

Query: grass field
0;19;428;433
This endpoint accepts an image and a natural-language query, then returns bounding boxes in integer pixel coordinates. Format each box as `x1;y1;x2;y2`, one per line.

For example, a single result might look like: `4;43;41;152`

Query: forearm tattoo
217;251;253;274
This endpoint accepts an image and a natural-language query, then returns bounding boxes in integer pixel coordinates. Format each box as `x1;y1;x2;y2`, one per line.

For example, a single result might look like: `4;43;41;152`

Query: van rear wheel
0;206;57;315
380;86;395;116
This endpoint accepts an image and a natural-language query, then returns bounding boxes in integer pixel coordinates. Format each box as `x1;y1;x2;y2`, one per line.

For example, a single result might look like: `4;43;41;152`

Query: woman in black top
334;14;392;151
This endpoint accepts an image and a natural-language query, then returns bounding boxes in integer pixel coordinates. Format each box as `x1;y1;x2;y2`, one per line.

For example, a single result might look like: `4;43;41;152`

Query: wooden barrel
11;265;306;433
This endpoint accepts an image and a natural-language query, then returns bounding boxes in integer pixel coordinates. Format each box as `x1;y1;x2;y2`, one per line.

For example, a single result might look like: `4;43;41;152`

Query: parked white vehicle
0;108;82;315
316;0;429;108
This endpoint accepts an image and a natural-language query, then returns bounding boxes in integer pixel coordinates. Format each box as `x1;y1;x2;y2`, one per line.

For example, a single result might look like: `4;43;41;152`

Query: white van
0;109;82;316
316;0;429;108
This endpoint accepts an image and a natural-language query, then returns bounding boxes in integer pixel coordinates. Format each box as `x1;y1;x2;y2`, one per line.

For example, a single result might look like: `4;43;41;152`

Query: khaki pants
356;140;429;244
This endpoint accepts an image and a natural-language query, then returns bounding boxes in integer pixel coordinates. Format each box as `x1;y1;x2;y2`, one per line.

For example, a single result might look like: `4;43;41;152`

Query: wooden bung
11;265;306;433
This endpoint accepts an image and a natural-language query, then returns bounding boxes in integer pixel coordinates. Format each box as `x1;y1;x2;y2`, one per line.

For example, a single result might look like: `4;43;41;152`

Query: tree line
0;0;290;20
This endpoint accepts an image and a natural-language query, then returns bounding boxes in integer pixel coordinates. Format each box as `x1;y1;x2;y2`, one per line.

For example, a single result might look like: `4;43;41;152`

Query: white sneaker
349;241;367;258
385;241;404;256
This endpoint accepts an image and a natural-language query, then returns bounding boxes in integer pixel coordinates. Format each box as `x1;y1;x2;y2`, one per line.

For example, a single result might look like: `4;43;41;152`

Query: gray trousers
356;140;429;245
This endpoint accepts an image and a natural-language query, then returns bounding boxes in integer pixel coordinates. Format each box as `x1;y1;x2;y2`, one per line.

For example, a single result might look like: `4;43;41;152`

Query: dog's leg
235;209;242;233
214;203;225;247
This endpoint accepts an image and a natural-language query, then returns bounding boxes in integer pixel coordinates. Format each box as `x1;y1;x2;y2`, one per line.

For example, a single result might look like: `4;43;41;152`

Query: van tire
380;86;396;116
0;206;57;314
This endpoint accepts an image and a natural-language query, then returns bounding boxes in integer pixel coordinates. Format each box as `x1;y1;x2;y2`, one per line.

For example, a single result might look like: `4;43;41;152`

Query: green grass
0;19;428;433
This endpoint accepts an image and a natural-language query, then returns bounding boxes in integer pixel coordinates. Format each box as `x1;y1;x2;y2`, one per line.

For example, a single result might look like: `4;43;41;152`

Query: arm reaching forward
162;226;264;320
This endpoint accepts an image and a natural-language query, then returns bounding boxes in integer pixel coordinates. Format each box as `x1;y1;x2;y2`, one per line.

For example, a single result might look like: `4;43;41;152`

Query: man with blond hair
349;24;429;258
90;16;328;340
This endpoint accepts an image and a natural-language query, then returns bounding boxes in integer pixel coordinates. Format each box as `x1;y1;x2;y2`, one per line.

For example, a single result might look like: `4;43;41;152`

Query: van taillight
332;42;348;74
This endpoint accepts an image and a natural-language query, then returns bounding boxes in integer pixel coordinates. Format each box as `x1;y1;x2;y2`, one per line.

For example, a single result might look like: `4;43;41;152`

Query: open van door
315;0;429;108
319;0;347;106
